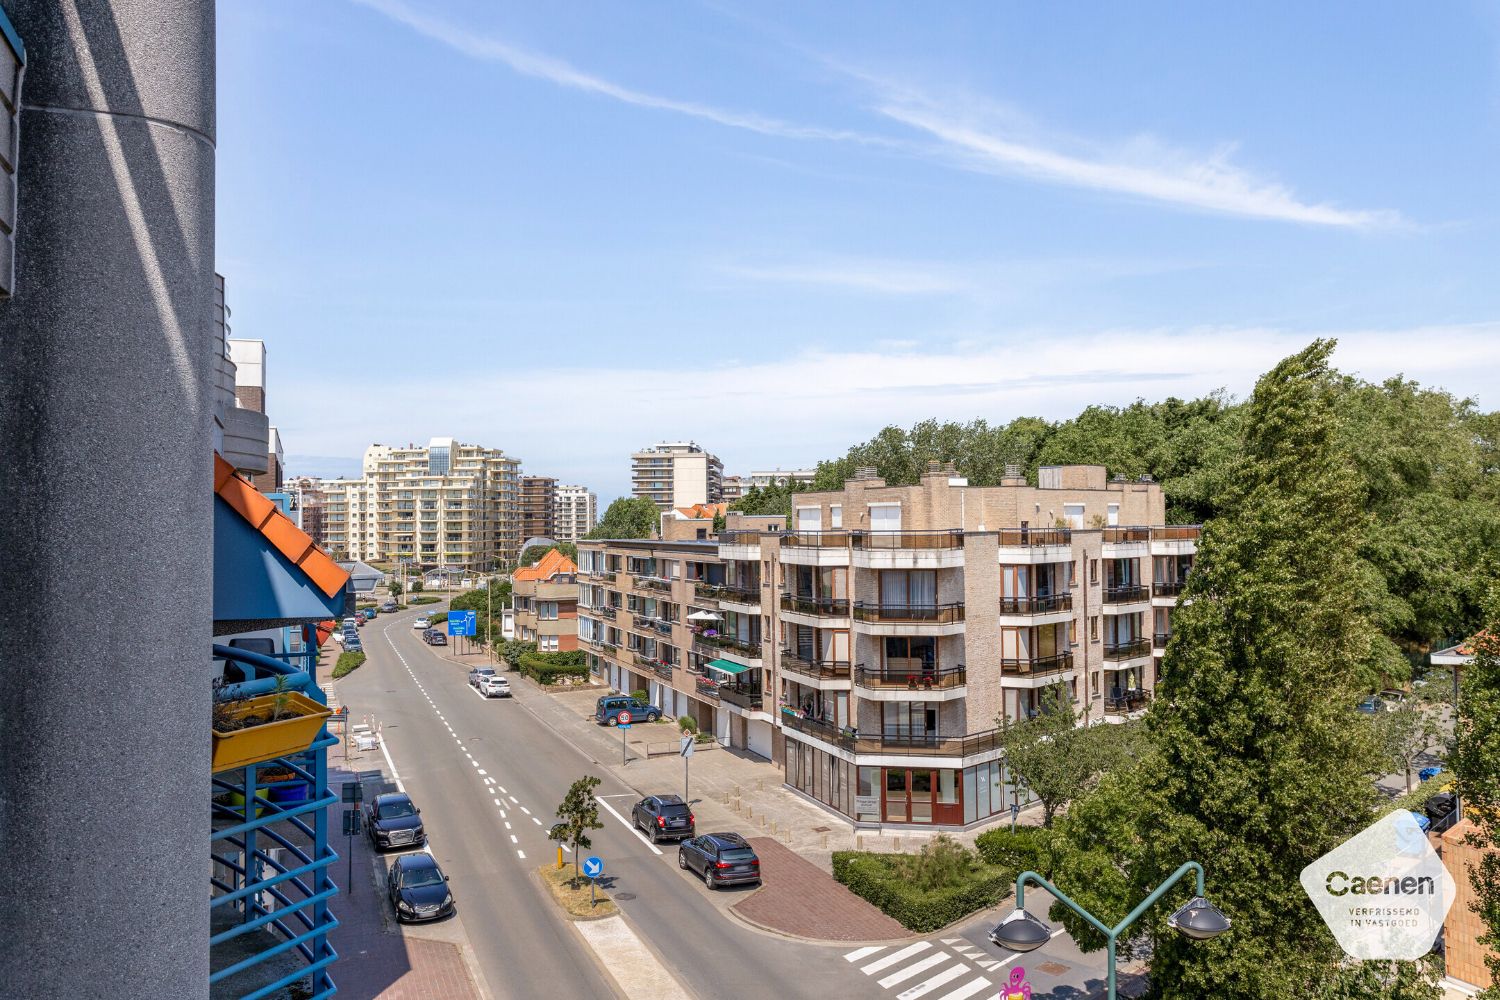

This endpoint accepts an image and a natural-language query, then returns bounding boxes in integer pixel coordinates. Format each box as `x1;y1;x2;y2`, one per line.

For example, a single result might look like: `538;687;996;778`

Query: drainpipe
0;3;215;998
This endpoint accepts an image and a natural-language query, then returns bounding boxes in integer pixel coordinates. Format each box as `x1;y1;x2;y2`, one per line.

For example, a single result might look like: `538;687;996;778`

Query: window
1063;503;1085;529
1107;502;1120;527
540;635;559;652
1090;616;1099;641
830;505;843;529
795;506;821;531
869;503;901;531
539;601;559;620
1090;558;1099;584
879;569;937;608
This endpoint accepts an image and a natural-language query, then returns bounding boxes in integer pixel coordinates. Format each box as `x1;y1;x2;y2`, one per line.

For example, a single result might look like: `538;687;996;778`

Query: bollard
822;833;828;849
557;846;564;870
894;836;901;852
856;835;863;851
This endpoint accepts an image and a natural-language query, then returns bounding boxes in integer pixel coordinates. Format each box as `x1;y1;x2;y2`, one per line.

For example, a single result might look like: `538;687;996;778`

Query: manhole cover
614;892;636;901
1036;961;1070;976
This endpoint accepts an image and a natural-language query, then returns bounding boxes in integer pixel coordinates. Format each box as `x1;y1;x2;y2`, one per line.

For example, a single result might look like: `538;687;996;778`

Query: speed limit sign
617;710;633;725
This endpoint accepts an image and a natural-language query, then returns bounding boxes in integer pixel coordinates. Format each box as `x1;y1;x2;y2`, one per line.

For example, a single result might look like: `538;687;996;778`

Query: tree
387;579;403;597
586;497;659;540
548;775;604;879
518;542;578;567
1373;698;1443;793
1447;594;1500;997
996;684;1139;827
409;579;423;593
1050;342;1435;998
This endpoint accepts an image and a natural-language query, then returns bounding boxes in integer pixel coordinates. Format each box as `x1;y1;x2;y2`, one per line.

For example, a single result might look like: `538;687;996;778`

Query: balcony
998;651;1074;677
852;602;965;627
1150;524;1201;556
997;593;1072;615
854;663;966;692
635;575;673;593
694;676;720;701
699;582;760;608
1102;584;1150;606
1104;638;1152;661
1102;526;1151;543
693;632;763;662
779;531;850;566
1105;688;1153;714
778;651;852;683
779;710;1005;758
779;593;851;619
1153;631;1170;649
852;529;963;550
649;659;676;682
719;530;763;562
851;529;965;569
995;527;1073;564
599;606;618;621
1152;580;1186;599
718;685;765;711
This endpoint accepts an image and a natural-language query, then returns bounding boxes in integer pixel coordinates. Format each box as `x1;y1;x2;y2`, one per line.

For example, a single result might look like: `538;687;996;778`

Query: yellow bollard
557;846;564;870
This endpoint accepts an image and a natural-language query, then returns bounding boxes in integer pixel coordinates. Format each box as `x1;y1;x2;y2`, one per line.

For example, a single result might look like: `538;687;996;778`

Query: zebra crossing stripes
844;942;992;1000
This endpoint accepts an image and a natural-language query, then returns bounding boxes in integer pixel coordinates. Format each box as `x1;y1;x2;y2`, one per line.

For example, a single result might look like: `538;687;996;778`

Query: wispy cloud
718;259;973;295
716;255;1205;297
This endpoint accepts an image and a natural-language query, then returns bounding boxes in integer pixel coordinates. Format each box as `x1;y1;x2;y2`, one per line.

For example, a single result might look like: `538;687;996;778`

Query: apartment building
581;462;1198;830
631;441;724;509
748;468;816;489
519;476;557;543
227;338;283;491
512;548;579;651
553;484;597;542
721;475;745;503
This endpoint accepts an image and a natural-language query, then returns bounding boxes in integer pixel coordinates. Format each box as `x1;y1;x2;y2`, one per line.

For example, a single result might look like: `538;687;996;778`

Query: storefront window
937;769;957;805
857;767;880;822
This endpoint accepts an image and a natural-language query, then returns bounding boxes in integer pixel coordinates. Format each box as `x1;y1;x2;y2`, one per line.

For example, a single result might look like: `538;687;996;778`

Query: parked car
331;630;346;646
632;794;695;843
1378;690;1406;708
677;832;760;889
387;852;454;923
363;606;377;618
479;675;511;698
380;601;398;613
366;792;426;851
342;617;358;632
344;635;363;653
413;617;431;629
423;629;447;646
1418;765;1444;783
1355;695;1386;714
354;612;366;626
595;695;661;726
468;666;496;689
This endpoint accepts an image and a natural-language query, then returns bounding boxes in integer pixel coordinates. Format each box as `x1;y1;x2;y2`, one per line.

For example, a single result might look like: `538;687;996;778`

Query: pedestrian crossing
844;938;1010;1000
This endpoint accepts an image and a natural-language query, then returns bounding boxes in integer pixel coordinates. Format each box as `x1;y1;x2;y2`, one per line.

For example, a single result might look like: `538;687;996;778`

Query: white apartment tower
553;485;597;542
631;441;724;509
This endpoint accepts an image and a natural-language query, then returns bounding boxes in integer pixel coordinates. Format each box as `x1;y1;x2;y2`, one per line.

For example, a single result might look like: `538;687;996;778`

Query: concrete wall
0;2;215;997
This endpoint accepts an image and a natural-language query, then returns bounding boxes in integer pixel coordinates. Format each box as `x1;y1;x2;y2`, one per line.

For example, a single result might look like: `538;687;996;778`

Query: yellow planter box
212;691;333;773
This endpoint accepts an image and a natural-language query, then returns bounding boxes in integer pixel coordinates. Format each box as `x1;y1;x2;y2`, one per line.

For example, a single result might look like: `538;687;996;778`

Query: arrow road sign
583;856;603;879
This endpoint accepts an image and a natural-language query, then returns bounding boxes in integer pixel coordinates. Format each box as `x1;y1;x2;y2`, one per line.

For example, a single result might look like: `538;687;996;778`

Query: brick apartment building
519;475;557;543
579;462;1198;830
512;548;579;652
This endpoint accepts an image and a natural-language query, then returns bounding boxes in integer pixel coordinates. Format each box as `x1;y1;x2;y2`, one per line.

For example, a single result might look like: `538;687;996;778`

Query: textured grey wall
0;3;215;998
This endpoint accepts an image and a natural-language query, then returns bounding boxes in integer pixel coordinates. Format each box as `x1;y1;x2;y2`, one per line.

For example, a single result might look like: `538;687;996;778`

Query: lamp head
989;907;1051;953
1168;896;1231;941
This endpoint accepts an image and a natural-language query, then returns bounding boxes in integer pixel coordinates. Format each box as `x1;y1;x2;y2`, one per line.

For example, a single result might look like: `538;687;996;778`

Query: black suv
632;794;695;843
677;832;760;889
366;792;426;851
422;628;447;646
387;852;454;922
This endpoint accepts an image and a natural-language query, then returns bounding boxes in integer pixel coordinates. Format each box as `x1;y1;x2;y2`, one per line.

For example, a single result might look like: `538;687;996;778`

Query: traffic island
537;864;618;920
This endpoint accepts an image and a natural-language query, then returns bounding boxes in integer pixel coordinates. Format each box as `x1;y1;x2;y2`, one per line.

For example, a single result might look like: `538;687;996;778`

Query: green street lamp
989;861;1229;1000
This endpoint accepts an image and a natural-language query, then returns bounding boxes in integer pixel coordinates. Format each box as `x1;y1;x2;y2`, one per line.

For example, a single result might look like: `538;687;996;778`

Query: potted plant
212;677;333;773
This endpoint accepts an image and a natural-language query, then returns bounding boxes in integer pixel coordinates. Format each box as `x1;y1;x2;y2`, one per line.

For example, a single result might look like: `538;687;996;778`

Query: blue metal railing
210;636;339;999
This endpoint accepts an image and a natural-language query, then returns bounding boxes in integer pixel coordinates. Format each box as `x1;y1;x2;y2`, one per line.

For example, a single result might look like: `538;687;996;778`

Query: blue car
1419;766;1443;783
1355;695;1385;714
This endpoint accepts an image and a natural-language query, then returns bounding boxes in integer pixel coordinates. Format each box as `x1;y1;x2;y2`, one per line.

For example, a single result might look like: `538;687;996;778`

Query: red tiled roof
215;453;349;598
513;547;577;582
675;502;729;519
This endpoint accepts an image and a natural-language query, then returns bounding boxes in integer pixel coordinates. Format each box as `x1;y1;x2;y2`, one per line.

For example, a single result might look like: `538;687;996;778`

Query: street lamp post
989;861;1230;1000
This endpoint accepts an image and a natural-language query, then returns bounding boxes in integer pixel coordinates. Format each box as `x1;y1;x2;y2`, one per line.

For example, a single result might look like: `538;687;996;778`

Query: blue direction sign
583;856;604;879
447;610;477;637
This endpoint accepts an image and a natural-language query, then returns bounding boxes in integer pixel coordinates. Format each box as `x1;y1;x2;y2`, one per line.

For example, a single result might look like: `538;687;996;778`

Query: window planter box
212;691;333;773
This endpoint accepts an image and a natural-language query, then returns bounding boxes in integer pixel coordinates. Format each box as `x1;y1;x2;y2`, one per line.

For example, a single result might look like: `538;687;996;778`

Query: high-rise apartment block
631;441;723;509
519;476;557;542
312;438;521;572
226;338;283;491
553;484;597;542
579;462;1197;830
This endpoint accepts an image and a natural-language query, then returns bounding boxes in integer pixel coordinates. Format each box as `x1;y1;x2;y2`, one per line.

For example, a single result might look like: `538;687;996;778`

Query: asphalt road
341;604;893;1000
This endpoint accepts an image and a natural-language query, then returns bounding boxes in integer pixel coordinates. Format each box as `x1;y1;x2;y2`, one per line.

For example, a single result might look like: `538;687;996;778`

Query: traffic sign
679;736;695;758
448;610;477;637
341;781;363;804
582;856;604;879
617;710;632;725
342;808;362;836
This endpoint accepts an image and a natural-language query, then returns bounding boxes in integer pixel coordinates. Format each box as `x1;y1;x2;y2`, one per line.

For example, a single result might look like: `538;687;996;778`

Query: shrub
831;845;1014;933
332;651;366;679
678;715;699;734
499;640;538;669
1388;771;1453;814
410;595;440;606
517;651;590;686
975;826;1052;876
693;731;715;744
630;689;649;703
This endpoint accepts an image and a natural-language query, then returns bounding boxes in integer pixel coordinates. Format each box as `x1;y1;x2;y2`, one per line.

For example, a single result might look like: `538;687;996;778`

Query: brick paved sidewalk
730;838;910;942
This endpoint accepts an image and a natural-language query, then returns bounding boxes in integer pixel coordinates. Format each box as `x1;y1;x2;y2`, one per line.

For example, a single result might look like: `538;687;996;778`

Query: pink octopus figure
1003;965;1033;1000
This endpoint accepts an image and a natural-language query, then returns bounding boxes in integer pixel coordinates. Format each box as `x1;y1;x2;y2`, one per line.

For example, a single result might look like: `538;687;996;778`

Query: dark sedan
366;792;426;851
677;832;760;889
422;628;447;646
387;852;454;923
632;794;695;843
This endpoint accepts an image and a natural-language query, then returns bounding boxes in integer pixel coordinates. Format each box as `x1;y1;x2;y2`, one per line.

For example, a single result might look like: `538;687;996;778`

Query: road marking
493;798;501;806
844;947;885;963
477;769;487;776
531;817;542;826
505;822;512;830
516;850;526;859
499;810;507;819
520;806;531;815
931;978;991;1000
510;834;518;844
483;777;494;786
378;734;406;794
595;795;662;855
897;965;968;1000
497;786;507;794
863;943;932;974
879;953;951;989
508;795;518;804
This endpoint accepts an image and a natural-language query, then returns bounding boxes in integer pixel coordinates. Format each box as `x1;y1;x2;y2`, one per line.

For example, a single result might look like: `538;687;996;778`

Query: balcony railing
1105;689;1153;713
1104;638;1152;660
852;602;965;625
719;530;764;547
699;582;760;604
693;632;763;658
778;651;852;681
1103;526;1151;543
851;529;964;550
998;593;1072;615
780;531;849;548
719;686;764;711
650;660;676;681
996;527;1071;547
692;581;721;602
999;651;1073;675
653;620;675;637
780;594;851;617
635;575;673;592
1153;632;1170;648
854;663;967;691
1151;525;1201;542
1102;584;1149;604
779;709;1005;757
1153;580;1185;598
599;606;617;620
694;676;720;700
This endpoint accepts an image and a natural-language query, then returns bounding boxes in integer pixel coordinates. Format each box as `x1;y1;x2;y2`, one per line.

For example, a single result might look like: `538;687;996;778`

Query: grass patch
832;835;1015;932
332;651;366;679
537;864;617;919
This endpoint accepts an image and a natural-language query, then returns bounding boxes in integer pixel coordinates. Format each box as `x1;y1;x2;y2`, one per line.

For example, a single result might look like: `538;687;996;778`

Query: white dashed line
509;834;518;844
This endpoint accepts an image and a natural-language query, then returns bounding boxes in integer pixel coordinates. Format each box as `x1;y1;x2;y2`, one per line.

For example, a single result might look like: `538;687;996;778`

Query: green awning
705;658;750;675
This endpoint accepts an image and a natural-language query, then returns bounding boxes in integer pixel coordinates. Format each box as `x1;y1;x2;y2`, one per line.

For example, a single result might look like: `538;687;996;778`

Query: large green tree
518;542;578;567
1049;342;1438;999
586;496;660;540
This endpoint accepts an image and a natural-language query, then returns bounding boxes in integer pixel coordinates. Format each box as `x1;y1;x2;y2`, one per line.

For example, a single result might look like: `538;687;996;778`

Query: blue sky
218;2;1500;503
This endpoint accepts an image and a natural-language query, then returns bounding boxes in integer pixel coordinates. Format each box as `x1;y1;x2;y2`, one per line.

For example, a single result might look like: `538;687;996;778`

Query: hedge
332;651;366;679
831;852;1015;932
1388;771;1453;814
975;826;1051;876
409;596;441;606
516;651;589;686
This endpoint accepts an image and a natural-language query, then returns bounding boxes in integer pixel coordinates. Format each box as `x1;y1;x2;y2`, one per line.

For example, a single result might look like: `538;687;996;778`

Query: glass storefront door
884;770;908;822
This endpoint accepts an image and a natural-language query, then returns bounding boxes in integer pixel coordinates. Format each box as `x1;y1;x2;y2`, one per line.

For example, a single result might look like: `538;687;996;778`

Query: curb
723;894;922;947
